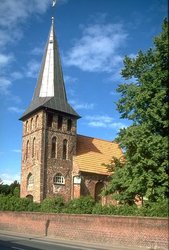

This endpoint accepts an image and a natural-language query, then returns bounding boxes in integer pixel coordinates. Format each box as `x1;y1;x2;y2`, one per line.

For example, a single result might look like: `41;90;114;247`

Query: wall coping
0;211;168;220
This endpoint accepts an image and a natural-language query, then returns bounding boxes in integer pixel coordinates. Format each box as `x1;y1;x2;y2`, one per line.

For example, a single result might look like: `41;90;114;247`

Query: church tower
20;18;80;202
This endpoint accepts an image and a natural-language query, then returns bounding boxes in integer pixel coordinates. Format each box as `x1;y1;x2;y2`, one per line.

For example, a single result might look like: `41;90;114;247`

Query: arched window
27;173;34;190
25;121;29;133
53;173;65;185
32;137;36;158
63;139;68;160
58;115;63;130
51;137;57;158
47;113;53;127
26;140;30;159
30;118;33;131
67;119;72;131
35;115;38;128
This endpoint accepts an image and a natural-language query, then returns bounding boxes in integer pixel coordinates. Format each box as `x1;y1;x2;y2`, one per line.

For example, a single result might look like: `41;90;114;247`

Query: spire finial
51;0;57;23
51;16;54;25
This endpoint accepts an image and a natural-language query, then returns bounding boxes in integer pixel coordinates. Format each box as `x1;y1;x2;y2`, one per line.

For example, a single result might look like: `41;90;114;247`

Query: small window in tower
26;140;30;159
51;137;57;158
27;173;34;190
35;115;38;128
25;121;29;133
32;137;36;158
58;115;63;130
47;113;53;127
30;118;33;131
67;119;72;131
53;173;65;185
63;139;68;160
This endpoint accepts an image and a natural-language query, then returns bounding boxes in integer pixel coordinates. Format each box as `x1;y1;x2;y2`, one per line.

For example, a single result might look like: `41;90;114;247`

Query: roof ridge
77;134;116;144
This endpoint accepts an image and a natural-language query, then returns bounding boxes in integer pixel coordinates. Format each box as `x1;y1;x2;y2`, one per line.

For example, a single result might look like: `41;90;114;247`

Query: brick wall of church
20;110;45;202
20;109;77;203
80;173;107;197
44;113;77;202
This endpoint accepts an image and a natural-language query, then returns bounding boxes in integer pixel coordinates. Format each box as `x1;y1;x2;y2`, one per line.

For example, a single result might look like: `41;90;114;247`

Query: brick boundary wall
0;212;168;249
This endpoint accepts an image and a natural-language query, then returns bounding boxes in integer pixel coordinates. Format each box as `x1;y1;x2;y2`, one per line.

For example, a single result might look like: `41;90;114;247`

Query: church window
30;118;33;131
51;137;57;158
25;121;29;133
58;115;63;130
35;115;38;128
32;137;36;158
27;173;34;190
26;140;30;159
63;139;68;160
53;173;65;185
47;113;53;127
67;119;72;131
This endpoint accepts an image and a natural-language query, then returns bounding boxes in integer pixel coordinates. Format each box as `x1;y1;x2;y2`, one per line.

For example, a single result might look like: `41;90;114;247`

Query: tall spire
20;18;80;120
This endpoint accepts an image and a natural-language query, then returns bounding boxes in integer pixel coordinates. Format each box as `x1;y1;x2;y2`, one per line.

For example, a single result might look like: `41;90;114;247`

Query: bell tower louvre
20;17;80;202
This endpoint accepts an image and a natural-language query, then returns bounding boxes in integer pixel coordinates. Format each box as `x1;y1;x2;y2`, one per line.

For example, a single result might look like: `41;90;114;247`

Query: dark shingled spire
20;18;80;120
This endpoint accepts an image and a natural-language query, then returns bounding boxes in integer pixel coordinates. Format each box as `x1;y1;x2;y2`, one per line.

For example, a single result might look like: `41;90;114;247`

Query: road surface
0;231;146;250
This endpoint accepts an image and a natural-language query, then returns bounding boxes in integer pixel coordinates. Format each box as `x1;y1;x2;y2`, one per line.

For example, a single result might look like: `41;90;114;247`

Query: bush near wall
0;195;168;217
0;195;40;212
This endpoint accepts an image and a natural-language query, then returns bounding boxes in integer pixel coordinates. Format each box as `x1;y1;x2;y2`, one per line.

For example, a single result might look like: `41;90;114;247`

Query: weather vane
51;0;57;21
52;0;57;7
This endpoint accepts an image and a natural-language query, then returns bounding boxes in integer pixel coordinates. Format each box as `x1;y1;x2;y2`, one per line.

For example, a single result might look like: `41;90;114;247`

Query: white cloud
0;1;50;49
26;60;40;78
0;0;49;28
110;91;118;96
11;71;23;80
0;77;12;95
31;47;44;56
64;75;78;83
0;53;13;68
69;100;94;110
86;115;113;123
8;106;24;113
64;22;127;72
0;173;20;185
85;115;127;130
11;149;21;153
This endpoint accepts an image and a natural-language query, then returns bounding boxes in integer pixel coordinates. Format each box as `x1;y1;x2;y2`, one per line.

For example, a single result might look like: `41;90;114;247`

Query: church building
20;18;123;203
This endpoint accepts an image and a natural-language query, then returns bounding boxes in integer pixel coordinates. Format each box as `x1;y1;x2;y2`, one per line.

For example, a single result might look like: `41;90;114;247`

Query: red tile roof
74;135;123;175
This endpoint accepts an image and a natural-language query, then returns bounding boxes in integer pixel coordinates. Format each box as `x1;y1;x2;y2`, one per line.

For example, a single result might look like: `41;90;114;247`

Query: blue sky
0;0;167;184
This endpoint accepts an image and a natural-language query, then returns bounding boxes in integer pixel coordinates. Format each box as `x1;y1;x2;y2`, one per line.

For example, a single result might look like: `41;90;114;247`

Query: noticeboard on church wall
73;176;81;184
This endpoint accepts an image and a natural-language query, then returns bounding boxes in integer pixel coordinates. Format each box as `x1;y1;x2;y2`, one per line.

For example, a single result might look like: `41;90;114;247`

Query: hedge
0;195;168;217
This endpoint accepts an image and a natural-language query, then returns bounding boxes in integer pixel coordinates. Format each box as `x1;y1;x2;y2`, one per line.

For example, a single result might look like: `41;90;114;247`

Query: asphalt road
0;232;146;250
0;234;99;250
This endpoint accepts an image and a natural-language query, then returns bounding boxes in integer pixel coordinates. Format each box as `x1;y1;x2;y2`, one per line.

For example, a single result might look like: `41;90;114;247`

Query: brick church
20;18;123;203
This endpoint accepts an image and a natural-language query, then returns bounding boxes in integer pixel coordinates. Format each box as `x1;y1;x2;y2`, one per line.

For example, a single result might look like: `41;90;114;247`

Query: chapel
20;17;123;203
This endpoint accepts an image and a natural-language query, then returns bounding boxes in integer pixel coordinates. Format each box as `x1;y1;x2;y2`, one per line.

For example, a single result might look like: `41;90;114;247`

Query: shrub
0;195;32;211
64;196;96;214
0;195;10;210
0;193;167;217
92;203;138;216
40;196;64;213
26;202;41;212
13;187;20;197
138;199;168;217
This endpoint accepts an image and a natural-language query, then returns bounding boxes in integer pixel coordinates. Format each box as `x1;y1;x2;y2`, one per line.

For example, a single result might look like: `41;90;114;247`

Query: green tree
0;184;10;195
105;19;168;204
9;181;20;195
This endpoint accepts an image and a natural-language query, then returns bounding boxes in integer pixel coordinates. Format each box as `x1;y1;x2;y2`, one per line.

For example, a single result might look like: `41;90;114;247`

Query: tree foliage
105;19;168;204
0;180;20;196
